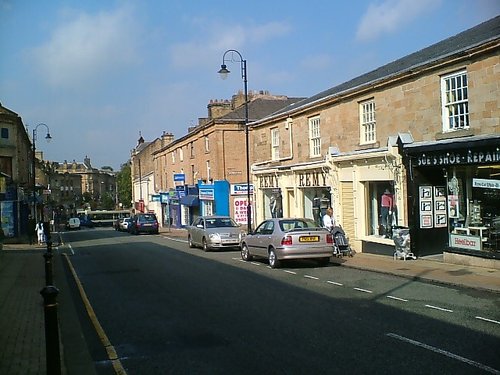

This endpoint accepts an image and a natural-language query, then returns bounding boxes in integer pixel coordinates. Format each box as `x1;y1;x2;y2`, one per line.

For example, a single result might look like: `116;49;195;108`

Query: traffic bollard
43;240;53;286
40;285;61;375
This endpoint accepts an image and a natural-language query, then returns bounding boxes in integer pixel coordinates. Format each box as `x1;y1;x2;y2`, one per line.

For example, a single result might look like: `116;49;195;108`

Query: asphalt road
57;228;500;375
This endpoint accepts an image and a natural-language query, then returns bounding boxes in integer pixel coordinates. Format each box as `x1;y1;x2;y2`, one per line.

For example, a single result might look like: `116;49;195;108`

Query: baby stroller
392;226;416;260
331;226;354;257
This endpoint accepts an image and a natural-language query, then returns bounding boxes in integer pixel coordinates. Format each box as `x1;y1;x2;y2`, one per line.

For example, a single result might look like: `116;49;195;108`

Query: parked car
187;215;244;252
79;215;95;228
66;217;81;230
128;213;159;235
240;218;334;268
117;217;132;232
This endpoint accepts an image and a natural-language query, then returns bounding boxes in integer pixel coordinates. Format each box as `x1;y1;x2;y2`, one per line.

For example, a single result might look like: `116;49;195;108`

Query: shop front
402;135;500;268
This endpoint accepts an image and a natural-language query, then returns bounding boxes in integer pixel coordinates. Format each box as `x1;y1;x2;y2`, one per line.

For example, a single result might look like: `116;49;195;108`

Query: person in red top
381;189;394;237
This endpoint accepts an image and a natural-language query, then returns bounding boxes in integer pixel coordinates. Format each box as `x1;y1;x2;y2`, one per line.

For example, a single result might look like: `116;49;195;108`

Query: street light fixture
32;123;52;221
218;49;252;233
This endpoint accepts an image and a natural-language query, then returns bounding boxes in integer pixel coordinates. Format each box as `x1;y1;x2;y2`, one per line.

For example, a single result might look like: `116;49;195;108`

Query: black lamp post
218;49;252;233
32;123;52;221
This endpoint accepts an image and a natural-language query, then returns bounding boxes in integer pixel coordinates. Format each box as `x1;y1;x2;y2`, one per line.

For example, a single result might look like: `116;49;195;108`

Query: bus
77;209;132;227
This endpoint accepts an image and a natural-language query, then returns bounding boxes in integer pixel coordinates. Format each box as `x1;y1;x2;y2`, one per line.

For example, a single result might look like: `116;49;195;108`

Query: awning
180;195;199;206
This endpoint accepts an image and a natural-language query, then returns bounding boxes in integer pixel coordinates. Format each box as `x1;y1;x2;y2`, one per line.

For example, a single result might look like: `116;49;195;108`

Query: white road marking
387;295;408;302
304;275;319;280
387;333;500;374
326;280;343;286
475;316;500;325
251;262;261;266
68;244;74;255
353;287;373;294
283;270;297;275
425;304;453;313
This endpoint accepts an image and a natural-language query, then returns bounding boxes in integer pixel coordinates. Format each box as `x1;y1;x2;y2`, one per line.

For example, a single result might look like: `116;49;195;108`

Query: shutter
341;182;355;239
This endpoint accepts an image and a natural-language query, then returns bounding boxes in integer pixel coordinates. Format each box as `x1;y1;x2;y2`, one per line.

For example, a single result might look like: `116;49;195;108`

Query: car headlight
209;233;221;241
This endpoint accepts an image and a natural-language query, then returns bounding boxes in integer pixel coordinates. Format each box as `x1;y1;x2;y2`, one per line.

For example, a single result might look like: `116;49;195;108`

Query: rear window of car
138;214;157;222
279;219;317;232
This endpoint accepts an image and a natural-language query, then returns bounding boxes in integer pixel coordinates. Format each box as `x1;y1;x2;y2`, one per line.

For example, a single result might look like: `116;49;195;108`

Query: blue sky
1;0;498;171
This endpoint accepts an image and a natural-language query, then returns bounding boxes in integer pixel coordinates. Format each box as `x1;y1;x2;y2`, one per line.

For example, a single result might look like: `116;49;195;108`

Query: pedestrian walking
36;221;45;245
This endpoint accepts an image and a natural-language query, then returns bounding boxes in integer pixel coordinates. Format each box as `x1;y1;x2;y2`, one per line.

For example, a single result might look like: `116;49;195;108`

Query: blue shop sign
231;183;254;195
199;188;214;200
173;173;185;182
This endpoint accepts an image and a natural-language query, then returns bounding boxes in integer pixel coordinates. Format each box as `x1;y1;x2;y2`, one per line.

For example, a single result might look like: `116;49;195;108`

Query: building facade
249;16;499;267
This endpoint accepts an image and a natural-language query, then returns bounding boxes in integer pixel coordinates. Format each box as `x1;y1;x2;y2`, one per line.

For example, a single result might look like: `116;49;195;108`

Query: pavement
1;227;499;374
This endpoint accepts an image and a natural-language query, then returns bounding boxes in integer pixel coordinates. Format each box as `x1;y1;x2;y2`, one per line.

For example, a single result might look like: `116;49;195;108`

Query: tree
116;162;132;208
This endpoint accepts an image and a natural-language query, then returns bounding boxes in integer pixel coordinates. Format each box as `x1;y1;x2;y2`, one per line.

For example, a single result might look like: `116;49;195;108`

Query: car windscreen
206;218;238;228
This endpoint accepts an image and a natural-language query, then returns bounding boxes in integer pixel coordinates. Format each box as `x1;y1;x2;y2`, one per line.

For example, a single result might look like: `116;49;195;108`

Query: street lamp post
218;49;252;233
32;124;52;221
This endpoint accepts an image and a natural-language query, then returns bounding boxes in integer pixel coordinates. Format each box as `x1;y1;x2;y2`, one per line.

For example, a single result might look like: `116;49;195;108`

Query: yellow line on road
63;253;128;374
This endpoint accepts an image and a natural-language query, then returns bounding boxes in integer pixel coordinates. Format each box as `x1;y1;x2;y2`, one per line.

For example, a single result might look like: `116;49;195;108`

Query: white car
66;217;81;230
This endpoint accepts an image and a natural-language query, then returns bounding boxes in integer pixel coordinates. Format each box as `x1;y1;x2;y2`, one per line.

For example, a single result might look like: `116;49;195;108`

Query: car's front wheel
188;235;195;248
241;243;253;261
202;238;209;252
268;248;280;269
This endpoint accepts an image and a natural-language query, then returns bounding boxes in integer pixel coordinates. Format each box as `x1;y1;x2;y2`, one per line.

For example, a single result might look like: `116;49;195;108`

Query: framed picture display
433;186;447;228
419;185;433;228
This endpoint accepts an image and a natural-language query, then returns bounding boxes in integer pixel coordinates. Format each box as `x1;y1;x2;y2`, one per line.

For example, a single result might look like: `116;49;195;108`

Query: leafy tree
101;192;115;210
116;162;132;208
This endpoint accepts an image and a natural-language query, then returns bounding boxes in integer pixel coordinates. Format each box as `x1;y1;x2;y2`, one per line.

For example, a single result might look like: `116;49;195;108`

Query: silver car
240;218;334;268
187;216;244;252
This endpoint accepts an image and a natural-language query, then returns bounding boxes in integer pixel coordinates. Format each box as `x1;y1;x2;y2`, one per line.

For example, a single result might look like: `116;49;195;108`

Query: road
56;228;500;375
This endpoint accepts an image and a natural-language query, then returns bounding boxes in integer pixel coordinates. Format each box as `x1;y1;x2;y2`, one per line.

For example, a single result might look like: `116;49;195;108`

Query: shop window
308;116;321;157
448;166;499;252
204;200;213;216
359;100;376;144
366;182;396;237
441;70;469;131
271;127;280;160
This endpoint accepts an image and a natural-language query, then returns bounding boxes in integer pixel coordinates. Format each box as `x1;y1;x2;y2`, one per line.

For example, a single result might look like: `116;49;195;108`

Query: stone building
249;16;499;268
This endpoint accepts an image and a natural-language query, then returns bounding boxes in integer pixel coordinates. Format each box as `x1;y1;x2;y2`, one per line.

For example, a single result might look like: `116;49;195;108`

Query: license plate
299;236;319;242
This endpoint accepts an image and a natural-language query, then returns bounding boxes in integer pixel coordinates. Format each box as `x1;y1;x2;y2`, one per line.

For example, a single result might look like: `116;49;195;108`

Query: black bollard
40;285;61;375
43;242;53;286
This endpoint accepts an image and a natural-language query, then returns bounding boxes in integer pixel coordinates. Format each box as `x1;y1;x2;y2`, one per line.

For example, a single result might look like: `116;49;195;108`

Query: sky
1;0;498;171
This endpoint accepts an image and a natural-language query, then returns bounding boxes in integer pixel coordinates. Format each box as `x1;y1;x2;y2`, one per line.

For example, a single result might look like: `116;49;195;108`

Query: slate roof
266;15;500;120
218;97;304;122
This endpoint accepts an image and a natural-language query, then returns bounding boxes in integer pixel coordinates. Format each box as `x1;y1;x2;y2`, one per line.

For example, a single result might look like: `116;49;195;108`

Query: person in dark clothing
27;215;36;245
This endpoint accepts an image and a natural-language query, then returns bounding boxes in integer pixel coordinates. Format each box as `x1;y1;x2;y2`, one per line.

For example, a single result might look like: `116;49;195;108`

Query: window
308;116;321;157
441;70;469;131
190;142;195;158
179;148;184;161
360;100;376;144
171;151;176;164
271;128;280;160
206;160;211;181
1;128;8;139
205;136;210;152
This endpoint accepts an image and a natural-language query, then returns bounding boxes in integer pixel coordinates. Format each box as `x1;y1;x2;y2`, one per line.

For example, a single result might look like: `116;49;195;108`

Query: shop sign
173;173;185;182
298;170;327;187
473;178;500;190
449;233;482;251
234;197;252;225
160;192;169;203
231;183;254;195
416;149;500;167
199;188;214;200
151;194;161;202
258;175;279;189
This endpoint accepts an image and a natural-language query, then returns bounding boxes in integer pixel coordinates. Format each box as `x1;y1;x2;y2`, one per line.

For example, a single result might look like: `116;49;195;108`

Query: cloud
356;0;441;41
169;20;291;69
30;5;142;88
